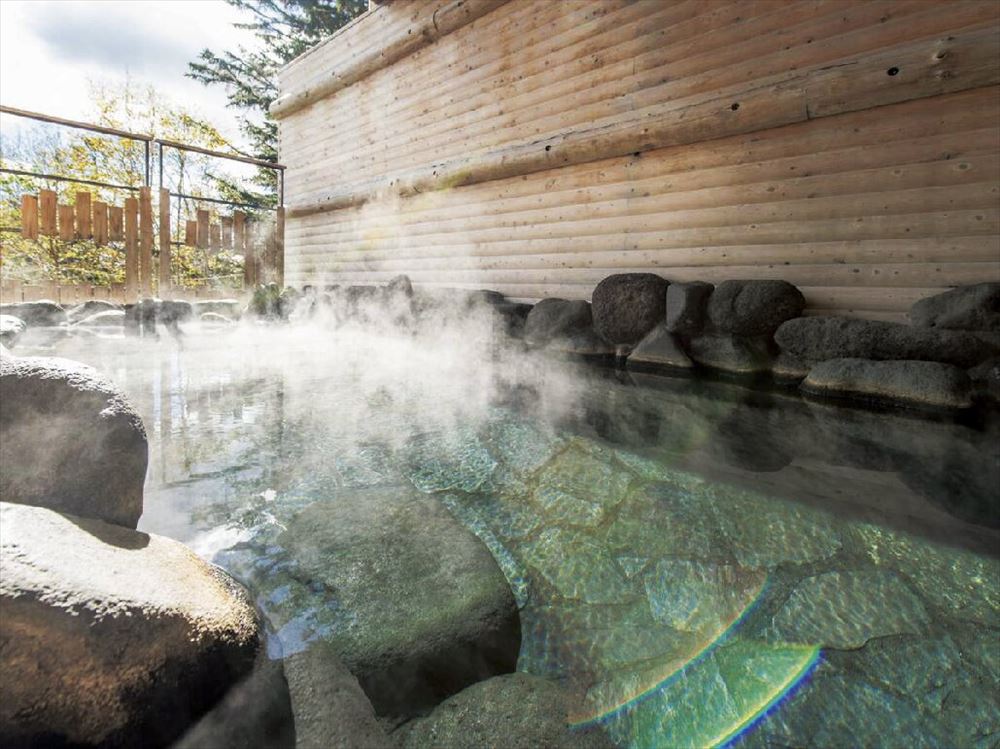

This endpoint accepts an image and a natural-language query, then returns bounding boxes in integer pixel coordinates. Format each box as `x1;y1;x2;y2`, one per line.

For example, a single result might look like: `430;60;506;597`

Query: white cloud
0;0;261;148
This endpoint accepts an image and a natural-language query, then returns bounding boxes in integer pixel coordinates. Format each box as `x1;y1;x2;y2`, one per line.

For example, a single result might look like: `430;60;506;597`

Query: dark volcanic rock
524;299;594;346
775;316;1000;368
706;280;806;336
0;356;147;528
0;502;261;749
687;334;772;375
802;358;973;410
547;329;616;357
75;310;126;327
492;301;533;338
160;299;193;324
591;273;669;345
387;274;414;298
969;357;1000;401
0;314;26;348
399;673;612;749
626;323;694;370
281;490;520;717
66;300;121;322
665;281;713;335
910;283;1000;332
0;300;66;327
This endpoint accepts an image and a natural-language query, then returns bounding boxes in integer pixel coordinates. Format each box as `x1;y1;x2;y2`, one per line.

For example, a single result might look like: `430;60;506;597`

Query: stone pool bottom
21;324;999;749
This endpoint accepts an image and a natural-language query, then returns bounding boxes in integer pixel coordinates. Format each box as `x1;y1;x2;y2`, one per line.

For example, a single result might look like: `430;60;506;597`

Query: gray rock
192;298;242;318
802;358;973;410
400;673;612;749
770;350;811;383
706;280;805;336
968;356;1000;401
547;329;616;357
281;490;520;717
0;356;147;528
0;314;26;347
66;299;121;322
626;323;694;370
910;282;1000;332
0;300;66;327
200;311;235;325
665;281;713;335
160;299;193;323
283;643;393;749
386;274;414;298
591;273;669;345
775;315;1000;368
687;334;772;375
0;502;261;749
75;309;126;326
523;299;593;346
492;301;533;338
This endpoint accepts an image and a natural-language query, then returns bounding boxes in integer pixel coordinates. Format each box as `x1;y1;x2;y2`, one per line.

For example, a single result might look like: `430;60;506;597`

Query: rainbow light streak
715;646;822;749
570;575;772;729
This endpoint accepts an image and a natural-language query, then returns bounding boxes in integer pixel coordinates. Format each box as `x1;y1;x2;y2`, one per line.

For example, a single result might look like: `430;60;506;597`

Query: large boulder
0;356;147;528
0;314;26;348
626;323;694;370
400;673;612;749
192;298;242;319
160;299;193;323
0;300;66;327
591;273;669;346
909;282;1000;332
66;299;121;322
687;334;773;375
0;502;261;749
75;310;126;327
801;358;973;410
665;281;713;335
523;299;594;346
706;280;805;336
969;357;1000;402
281;490;520;717
775;316;1000;368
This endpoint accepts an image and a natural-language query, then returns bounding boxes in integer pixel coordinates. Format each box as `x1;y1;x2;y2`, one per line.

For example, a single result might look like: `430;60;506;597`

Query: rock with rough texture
591;273;669;345
547;329;616;357
492;301;533;338
0;355;147;527
0;502;261;749
75;310;126;326
706;280;806;336
283;643;393;749
969;356;1000;401
386;274;414;298
524;299;594;346
160;299;193;323
0;314;26;347
0;300;66;327
400;673;612;749
281;490;520;717
66;300;121;322
665;281;713;335
687;334;772;375
775;316;1000;368
192;298;242;318
200;311;235;326
627;323;694;370
802;358;973;410
910;282;1000;332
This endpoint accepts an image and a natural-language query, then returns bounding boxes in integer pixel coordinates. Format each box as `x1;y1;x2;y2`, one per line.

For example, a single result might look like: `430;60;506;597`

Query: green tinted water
21;327;1000;748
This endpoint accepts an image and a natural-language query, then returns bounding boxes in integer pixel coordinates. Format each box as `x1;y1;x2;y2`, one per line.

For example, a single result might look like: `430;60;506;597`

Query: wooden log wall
274;0;1000;320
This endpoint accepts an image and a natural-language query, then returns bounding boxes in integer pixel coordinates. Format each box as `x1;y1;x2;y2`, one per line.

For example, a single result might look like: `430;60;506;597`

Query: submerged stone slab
706;280;805;336
400;673;612;749
281;490;520;716
626;323;694;370
591;273;669;346
769;569;930;649
909;282;1000;332
0;355;147;528
0;502;261;749
775;316;1000;367
802;358;973;410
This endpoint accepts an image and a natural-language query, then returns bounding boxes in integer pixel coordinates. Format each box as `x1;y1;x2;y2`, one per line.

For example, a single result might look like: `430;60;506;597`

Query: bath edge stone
802;358;973;410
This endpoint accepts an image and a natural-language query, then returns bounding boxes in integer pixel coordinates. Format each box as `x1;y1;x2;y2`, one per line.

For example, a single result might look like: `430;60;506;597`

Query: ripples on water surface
19;324;1000;748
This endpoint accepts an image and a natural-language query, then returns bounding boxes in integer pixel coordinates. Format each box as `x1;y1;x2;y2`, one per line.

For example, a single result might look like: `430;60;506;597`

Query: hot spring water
17;321;999;748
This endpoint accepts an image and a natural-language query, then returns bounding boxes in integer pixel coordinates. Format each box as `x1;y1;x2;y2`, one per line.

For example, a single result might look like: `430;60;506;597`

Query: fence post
124;196;139;302
139;187;153;297
74;192;92;239
276;206;285;288
20;195;38;239
39;190;57;236
159;188;171;295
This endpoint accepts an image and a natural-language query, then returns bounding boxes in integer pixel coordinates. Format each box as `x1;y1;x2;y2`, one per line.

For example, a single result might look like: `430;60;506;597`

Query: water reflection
18;330;1000;748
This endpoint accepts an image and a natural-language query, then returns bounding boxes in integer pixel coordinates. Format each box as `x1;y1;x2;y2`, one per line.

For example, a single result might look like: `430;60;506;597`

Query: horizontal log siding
277;0;1000;319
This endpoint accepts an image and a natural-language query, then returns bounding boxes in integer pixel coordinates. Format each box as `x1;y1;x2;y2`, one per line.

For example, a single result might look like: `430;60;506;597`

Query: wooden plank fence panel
58;204;75;241
93;201;109;246
109;206;124;242
222;216;233;249
185;220;198;247
196;209;210;249
39;190;57;236
210;223;221;253
20;195;38;240
124;197;139;300
139;187;154;296
74;192;92;239
159;189;171;293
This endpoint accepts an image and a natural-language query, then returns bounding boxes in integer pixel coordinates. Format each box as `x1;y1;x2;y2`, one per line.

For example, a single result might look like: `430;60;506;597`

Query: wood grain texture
277;0;1000;318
